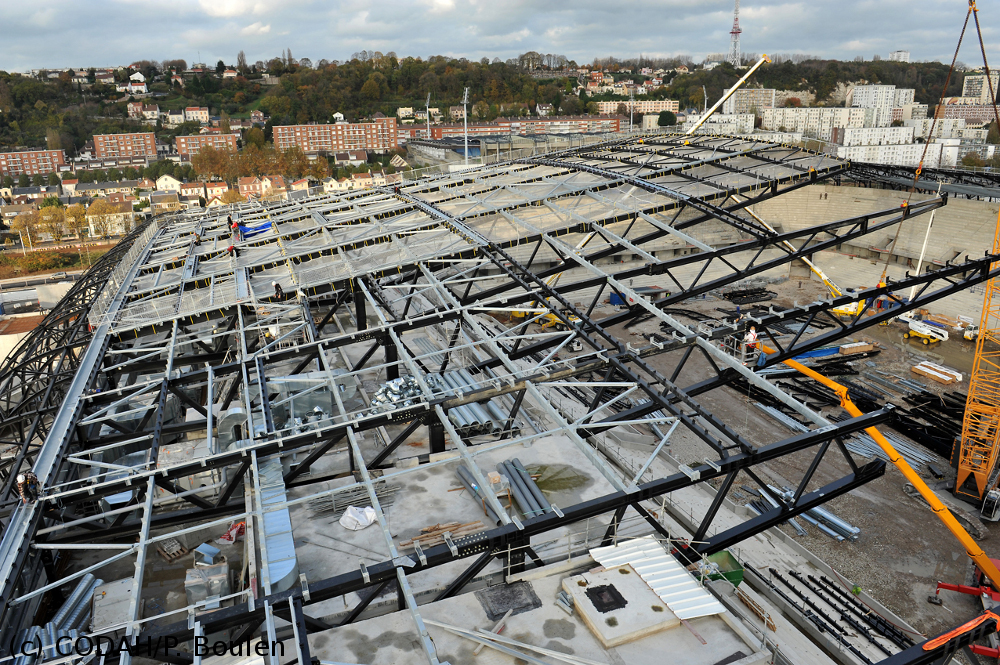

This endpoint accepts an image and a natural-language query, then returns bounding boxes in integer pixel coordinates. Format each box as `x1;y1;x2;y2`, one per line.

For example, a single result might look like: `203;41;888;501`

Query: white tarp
339;505;377;530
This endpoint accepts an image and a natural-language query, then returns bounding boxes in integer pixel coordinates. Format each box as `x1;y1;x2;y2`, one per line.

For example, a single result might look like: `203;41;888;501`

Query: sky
1;0;998;72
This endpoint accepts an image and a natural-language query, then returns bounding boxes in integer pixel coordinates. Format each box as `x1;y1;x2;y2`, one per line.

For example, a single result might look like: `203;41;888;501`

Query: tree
237;50;249;76
39;196;61;208
31;174;44;187
988;121;1000;145
474;100;490;120
47;173;60;187
220;189;246;204
962;153;985;168
615;102;629;116
244;127;266;149
192;146;231;179
87;199;118;239
2;176;13;189
65;203;87;239
890;119;904;127
784;97;802;108
17;174;29;188
38;205;65;241
124;167;140;180
360;76;381;101
216;60;226;74
107;167;122;181
657;111;677;126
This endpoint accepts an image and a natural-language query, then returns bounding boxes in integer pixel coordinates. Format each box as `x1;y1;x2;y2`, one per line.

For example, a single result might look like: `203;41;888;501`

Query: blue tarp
237;221;273;237
791;347;840;360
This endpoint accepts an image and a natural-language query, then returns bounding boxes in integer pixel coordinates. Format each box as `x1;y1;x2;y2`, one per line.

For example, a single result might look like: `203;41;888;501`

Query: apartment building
833;141;943;168
0;149;67;177
93;133;157;159
595;100;679;115
273;117;398;153
961;72;1000;103
891;104;928;122
888;50;911;63
504;115;622;134
175;134;239;159
903;118;968;139
850;84;916;126
761;107;875;140
938;104;998;127
721;88;776;115
829;126;915;146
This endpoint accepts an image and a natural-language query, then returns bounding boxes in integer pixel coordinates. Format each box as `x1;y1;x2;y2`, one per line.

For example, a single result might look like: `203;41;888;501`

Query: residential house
205;196;225;208
87;200;135;237
674;66;689;74
184;107;210;124
179;194;203;209
61;179;79;195
106;192;137;205
536;104;554;117
137;178;156;190
238;177;264;199
171;75;184;87
250;110;266;124
449;106;466;121
223;69;238;79
0;204;35;228
289;178;311;192
95;73;115;85
71;71;89;84
180;182;206;199
11;186;60;201
397;107;414;120
205;182;229;198
333;150;367;166
261;175;286;198
149;191;182;212
165;111;185;128
323;177;352;193
156;174;182;192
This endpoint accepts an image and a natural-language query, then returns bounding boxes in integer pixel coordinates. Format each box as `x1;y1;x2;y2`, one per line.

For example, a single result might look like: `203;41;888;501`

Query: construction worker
272;281;284;300
744;325;759;351
16;472;36;504
25;471;38;502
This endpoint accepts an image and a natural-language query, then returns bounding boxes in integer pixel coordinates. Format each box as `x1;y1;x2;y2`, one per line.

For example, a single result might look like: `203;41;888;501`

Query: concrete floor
304;575;767;665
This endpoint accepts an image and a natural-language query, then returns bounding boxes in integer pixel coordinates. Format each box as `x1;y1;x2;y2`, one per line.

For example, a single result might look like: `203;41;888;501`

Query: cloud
198;0;266;18
0;0;997;72
240;22;272;36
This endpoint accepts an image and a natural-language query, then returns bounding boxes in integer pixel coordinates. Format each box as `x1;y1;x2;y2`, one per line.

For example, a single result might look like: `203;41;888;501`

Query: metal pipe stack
456;465;503;525
772;485;861;541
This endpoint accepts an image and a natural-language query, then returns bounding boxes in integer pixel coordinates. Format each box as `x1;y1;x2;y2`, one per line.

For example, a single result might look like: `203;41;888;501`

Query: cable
878;2;973;284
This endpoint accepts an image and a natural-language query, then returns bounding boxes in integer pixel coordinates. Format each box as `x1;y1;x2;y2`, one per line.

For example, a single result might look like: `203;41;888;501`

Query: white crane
425;92;431;140
462;87;470;167
686;54;771;135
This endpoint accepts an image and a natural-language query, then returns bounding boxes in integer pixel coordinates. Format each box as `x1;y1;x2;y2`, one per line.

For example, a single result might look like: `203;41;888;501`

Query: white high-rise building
961;72;1000;104
761;107;875;140
850;84;917;126
888;50;910;63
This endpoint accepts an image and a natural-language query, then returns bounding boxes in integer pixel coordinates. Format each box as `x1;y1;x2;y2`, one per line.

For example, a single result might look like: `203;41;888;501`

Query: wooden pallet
156;538;189;563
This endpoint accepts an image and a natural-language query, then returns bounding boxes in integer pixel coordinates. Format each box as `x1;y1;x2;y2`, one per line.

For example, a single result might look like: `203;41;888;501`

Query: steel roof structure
0;134;996;665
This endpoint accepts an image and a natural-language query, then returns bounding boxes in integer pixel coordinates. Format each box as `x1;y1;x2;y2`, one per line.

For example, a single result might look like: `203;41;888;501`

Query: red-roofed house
238;177;263;199
180;182;206;199
206;182;229;198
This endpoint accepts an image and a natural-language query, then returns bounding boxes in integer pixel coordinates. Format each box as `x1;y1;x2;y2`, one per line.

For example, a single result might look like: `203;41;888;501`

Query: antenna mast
728;0;742;67
425;92;431;140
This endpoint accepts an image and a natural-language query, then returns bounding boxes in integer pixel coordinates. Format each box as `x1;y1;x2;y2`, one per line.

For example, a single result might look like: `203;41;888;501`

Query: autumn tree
192;146;231;180
237;50;249;76
37;205;65;242
65;203;87;239
220;189;246;204
87;199;119;239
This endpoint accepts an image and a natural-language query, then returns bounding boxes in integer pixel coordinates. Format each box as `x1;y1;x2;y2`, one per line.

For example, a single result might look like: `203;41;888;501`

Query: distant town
0;49;997;245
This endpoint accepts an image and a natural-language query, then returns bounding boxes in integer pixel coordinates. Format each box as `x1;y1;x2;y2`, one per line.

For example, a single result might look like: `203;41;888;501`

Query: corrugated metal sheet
590;536;726;620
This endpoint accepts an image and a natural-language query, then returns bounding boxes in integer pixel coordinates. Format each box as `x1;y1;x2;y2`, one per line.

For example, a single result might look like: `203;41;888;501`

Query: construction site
0;130;998;665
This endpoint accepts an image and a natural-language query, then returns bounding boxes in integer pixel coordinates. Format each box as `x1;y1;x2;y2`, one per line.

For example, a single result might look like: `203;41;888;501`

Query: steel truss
0;135;986;665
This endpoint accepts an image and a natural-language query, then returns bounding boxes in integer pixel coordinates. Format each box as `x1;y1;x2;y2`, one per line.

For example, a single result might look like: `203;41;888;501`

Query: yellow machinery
758;341;1000;589
736;198;864;317
956;204;1000;501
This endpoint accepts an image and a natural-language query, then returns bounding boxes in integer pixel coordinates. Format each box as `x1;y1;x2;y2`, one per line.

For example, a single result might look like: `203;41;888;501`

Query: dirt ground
588;276;989;641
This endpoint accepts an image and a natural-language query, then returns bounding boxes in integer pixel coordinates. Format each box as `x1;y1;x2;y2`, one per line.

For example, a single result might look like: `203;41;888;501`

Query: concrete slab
563;564;680;648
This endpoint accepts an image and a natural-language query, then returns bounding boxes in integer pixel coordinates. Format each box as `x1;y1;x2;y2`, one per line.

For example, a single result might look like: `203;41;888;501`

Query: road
0;271;84;291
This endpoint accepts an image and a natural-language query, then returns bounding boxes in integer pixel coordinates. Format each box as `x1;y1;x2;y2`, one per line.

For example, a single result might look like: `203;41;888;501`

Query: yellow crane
757;342;1000;589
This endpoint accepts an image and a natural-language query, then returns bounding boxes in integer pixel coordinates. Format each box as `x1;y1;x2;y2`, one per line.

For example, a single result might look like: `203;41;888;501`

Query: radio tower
728;0;742;67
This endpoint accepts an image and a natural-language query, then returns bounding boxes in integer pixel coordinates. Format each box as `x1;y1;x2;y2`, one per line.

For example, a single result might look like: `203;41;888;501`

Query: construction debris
399;521;486;549
309;482;400;518
839;341;875;355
